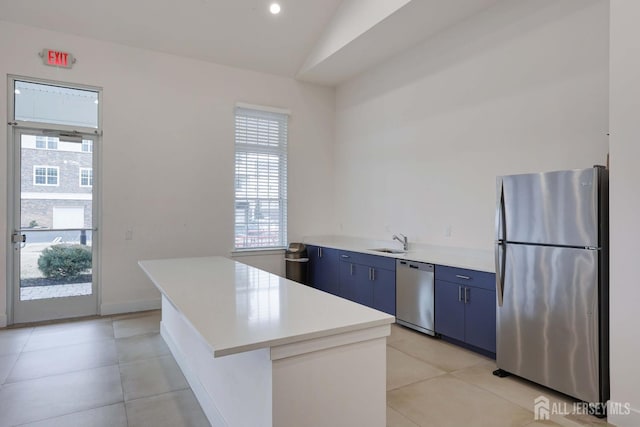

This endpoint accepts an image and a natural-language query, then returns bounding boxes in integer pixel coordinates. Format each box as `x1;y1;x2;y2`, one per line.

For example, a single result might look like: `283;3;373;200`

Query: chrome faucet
392;234;408;251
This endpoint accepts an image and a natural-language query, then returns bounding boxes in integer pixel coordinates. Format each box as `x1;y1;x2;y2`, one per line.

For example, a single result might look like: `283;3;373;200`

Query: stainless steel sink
368;248;407;254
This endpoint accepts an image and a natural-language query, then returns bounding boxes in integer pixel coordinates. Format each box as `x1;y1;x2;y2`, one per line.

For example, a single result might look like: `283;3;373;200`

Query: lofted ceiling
0;0;502;86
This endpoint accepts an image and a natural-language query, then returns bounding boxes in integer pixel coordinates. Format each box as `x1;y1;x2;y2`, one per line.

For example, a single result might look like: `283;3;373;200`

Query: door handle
495;242;505;307
11;233;26;244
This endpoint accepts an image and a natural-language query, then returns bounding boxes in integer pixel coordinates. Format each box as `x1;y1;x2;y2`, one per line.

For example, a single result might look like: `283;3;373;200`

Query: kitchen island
139;256;394;427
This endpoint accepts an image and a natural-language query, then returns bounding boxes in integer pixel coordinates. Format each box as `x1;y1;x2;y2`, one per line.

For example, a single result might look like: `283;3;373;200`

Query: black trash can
285;243;309;284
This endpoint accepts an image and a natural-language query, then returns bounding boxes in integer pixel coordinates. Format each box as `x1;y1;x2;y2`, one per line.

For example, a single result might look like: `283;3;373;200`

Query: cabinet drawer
338;251;395;271
436;265;495;291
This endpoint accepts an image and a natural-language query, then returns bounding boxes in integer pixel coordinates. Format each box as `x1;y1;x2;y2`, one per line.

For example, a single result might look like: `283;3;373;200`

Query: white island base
161;296;389;427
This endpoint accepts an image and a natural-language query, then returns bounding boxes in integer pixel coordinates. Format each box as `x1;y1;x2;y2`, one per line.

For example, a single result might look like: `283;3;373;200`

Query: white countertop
303;236;495;273
139;256;395;357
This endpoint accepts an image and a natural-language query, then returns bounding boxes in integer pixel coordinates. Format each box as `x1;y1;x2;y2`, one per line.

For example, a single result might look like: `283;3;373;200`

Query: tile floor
0;311;613;427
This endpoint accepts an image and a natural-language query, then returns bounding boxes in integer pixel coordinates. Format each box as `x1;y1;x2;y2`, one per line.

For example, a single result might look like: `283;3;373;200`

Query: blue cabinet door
308;246;339;295
464;286;496;353
307;245;319;287
354;266;373;307
338;260;358;301
434;280;465;342
372;267;395;315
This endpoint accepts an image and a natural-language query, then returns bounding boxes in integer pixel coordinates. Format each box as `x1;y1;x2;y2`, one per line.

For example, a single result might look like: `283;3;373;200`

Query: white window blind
234;106;288;250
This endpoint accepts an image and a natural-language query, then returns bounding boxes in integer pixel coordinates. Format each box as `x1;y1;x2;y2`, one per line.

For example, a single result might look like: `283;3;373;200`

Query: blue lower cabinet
464;286;496;352
308;246;339;295
338;252;396;314
434;280;465;342
372;267;396;316
434;266;496;354
338;260;358;301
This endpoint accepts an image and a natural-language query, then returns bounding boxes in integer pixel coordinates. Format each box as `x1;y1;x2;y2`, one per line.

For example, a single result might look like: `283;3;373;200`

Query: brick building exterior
20;135;93;229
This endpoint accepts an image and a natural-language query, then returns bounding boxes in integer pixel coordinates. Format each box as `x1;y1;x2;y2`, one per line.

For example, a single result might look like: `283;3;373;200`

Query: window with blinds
234;106;288;250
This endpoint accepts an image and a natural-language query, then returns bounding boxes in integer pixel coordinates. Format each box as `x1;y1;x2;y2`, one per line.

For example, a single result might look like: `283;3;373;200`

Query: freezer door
498;168;599;247
496;243;600;402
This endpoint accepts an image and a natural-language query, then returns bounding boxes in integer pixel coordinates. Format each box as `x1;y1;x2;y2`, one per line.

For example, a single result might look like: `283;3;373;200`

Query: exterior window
82;139;93;153
79;168;93;187
34;166;59;186
35;136;58;150
234;106;288;250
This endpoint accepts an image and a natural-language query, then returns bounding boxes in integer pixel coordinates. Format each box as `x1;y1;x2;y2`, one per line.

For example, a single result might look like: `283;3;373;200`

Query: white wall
334;0;609;251
0;21;335;323
609;1;640;424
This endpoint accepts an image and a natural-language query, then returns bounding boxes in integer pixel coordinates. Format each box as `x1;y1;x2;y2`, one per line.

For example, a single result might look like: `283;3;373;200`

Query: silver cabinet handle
371;268;375;281
458;286;463;302
341;254;350;258
318;247;322;258
350;263;354;275
464;287;470;304
368;268;371;280
455;274;471;280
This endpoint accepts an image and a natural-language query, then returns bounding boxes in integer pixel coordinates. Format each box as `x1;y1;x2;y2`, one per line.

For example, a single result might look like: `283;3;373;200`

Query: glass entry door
11;128;98;323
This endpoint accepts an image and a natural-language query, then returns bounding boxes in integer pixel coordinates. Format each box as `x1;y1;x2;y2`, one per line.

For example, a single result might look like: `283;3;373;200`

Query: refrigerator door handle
499;180;507;241
495;242;505;307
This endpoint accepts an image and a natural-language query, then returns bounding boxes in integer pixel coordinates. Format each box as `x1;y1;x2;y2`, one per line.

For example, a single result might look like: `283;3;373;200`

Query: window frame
33;165;60;186
233;105;289;251
35;136;58;150
79;167;93;187
82;139;93;153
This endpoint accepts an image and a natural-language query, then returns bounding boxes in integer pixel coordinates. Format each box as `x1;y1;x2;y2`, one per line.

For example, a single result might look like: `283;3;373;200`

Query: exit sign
41;49;75;68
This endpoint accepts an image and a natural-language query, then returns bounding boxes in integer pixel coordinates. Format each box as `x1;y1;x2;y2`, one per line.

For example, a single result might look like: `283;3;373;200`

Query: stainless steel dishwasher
396;259;435;336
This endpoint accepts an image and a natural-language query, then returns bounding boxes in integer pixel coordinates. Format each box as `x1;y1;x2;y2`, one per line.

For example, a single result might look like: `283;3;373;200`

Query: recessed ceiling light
269;3;281;14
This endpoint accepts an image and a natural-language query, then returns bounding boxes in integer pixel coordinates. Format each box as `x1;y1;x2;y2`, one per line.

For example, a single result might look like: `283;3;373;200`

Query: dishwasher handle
397;260;434;272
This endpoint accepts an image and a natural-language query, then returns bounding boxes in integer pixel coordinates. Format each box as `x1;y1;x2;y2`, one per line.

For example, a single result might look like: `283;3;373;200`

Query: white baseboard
0;313;7;328
609;406;640;427
100;298;161;316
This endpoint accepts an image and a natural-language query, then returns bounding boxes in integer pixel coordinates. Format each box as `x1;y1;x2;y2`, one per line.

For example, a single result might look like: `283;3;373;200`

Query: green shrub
37;244;92;279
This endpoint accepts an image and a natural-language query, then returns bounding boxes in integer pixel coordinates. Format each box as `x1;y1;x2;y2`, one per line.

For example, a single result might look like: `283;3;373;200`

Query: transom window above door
13;80;99;128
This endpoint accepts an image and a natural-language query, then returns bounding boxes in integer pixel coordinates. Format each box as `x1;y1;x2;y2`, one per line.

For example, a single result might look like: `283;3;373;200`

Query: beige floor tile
387;405;419;427
562;413;614;426
0;353;19;384
7;339;117;383
451;360;574;411
116;332;170;363
24;319;114;352
388;333;489;372
388;323;427;345
0;328;33;356
0;365;123;427
524;421;564;426
16;403;127;427
126;389;210;427
387;346;445;390
388;374;537;427
113;312;161;339
120;354;188;401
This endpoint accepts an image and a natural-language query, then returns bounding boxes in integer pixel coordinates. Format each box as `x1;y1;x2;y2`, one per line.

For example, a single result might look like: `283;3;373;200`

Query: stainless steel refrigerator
494;166;609;406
